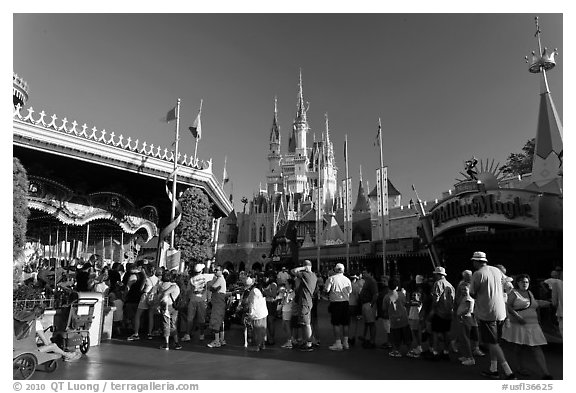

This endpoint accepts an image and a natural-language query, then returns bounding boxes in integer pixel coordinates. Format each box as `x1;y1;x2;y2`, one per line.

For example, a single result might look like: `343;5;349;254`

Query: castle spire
270;95;280;143
296;68;307;122
525;16;563;192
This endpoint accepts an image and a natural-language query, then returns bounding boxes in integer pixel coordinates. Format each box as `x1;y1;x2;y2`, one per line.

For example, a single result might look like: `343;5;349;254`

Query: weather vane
525;16;558;92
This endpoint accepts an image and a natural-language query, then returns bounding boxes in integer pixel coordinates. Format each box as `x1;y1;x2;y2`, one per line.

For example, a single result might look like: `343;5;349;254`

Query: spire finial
360;165;363;183
525;15;558;93
274;95;278;115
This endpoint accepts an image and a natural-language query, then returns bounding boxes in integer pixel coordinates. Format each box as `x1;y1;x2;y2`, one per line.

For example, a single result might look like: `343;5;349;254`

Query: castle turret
267;97;283;195
290;69;310;194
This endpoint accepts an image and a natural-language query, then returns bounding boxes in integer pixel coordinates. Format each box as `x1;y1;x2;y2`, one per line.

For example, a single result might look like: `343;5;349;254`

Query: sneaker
473;348;486;357
329;343;343;351
458;356;468;362
127;334;140;341
199;334;205;341
173;343;183;350
147;334;154;340
299;344;314;352
207;340;221;348
388;350;402;357
461;358;476;366
63;352;81;362
504;373;517;380
181;334;191;342
281;341;293;349
220;339;227;346
481;370;500;379
342;343;350;350
406;350;420;358
159;343;169;350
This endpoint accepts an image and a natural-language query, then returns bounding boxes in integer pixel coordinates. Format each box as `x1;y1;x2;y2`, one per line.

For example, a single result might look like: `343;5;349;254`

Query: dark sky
12;13;563;210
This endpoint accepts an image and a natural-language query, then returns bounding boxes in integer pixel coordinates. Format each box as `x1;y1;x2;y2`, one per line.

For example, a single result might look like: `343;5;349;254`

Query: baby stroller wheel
45;359;58;373
13;353;37;380
79;336;90;354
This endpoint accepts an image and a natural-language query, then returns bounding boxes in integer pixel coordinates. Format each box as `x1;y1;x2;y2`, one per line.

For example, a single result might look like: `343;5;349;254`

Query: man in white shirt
324;263;352;351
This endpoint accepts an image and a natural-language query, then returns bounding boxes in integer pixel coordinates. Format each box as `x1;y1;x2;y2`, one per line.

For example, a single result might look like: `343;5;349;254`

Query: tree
174;187;214;267
13;157;29;260
500;138;535;176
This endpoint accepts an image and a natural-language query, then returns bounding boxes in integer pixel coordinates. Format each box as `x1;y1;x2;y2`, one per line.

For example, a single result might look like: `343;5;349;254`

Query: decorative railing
13;104;213;173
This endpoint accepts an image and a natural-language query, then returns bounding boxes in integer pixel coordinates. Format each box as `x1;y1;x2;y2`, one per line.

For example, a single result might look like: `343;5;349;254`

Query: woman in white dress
502;274;552;379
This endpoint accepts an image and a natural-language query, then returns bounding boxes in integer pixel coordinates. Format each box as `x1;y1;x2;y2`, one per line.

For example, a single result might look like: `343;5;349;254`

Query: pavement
29;300;563;381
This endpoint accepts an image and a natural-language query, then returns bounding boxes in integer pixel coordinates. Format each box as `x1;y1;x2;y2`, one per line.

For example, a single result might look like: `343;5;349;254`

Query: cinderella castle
215;71;403;273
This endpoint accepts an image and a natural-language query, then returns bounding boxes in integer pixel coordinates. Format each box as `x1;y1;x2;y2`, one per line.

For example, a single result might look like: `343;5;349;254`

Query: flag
343;136;348;164
165;106;176;123
374;118;382;146
189;111;202;139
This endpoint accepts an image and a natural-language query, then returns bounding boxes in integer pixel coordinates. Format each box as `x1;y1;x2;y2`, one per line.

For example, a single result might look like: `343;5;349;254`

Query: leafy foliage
13;157;29;260
500;138;535;176
174;187;214;267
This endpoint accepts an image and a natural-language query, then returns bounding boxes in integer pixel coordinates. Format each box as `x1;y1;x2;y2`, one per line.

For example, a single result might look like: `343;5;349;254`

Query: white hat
433;266;447;276
335;263;345;272
471;251;488;262
245;277;254;287
194;263;205;273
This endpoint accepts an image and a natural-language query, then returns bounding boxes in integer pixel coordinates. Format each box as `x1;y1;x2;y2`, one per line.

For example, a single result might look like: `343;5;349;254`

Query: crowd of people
14;251;562;380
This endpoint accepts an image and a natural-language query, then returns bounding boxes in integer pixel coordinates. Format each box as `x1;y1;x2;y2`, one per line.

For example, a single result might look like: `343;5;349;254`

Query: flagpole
222;155;227;187
344;134;350;272
170;98;181;248
378;118;387;277
193;99;203;166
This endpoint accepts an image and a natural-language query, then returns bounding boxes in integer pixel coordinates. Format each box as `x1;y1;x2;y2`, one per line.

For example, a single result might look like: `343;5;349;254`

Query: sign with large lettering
430;189;539;237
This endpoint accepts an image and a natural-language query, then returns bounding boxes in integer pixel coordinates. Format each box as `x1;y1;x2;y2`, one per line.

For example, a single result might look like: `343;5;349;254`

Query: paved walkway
29;300;563;380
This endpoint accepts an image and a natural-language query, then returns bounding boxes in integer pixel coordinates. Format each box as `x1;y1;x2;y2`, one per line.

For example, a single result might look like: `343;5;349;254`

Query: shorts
187;296;207;329
361;303;376;324
431;314;452;333
296;304;312;326
408;318;422;331
137;295;150;310
161;306;178;337
329;301;350;326
349;304;361;317
478;320;504;345
390;326;412;346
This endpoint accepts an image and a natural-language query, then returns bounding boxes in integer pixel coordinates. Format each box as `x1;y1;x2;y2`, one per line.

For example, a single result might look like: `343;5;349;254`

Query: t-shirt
543;278;563;317
470;265;507;321
324;273;352;302
190;273;208;299
295;270;317;308
359;276;378;304
349;279;364;306
432;277;455;319
211;275;227;294
247;287;268;320
384;290;409;329
281;289;295;313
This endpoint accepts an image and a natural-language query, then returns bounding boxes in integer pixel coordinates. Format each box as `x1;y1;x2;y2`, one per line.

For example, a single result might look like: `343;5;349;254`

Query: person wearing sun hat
469;251;516;380
429;266;455;359
324;263;353;351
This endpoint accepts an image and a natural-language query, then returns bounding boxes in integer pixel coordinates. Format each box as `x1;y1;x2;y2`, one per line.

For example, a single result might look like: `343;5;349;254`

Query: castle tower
290;69;310;194
320;113;337;212
267;96;283;195
524;17;563;193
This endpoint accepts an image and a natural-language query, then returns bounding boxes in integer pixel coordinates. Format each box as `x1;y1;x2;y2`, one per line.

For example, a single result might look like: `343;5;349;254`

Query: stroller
51;298;98;354
13;312;60;380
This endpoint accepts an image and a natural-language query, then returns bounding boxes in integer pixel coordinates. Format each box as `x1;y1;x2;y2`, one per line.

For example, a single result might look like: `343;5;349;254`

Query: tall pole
316;147;322;272
85;224;90;255
378;118;387;277
170;98;182;248
344;134;350;271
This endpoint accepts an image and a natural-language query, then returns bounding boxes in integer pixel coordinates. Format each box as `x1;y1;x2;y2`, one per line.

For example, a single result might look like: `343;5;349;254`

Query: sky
11;12;563;212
